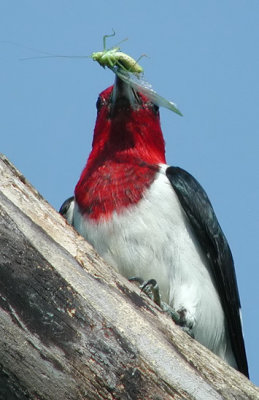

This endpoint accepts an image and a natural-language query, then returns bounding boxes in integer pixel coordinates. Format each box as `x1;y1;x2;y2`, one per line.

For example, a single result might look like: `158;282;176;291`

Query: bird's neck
75;109;166;220
91;106;166;164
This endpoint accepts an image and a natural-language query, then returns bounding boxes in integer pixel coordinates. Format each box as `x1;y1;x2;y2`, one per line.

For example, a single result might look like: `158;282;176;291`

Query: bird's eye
96;96;103;112
152;104;159;115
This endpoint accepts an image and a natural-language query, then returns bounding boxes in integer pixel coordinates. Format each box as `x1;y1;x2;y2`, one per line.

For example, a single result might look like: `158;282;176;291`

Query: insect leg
107;56;128;72
103;29;116;51
103;54;116;68
134;54;147;67
114;59;129;72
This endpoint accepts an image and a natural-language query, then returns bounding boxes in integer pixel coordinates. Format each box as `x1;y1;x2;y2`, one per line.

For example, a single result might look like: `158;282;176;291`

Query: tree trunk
0;154;258;400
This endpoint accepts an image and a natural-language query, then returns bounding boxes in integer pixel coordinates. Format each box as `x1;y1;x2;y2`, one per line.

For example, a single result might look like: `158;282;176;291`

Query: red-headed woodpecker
60;76;249;377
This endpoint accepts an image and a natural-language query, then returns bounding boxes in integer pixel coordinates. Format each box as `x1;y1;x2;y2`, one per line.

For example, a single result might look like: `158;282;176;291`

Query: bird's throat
75;105;166;220
75;154;160;220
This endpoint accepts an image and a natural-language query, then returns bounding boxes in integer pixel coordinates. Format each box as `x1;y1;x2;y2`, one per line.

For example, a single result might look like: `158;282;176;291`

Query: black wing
166;166;249;377
59;196;74;224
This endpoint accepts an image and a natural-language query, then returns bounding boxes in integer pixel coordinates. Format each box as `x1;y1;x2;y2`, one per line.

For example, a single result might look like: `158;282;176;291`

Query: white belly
73;165;235;366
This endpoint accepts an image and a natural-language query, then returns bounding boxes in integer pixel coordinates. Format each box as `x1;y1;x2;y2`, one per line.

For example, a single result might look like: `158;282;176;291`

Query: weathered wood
0;154;258;400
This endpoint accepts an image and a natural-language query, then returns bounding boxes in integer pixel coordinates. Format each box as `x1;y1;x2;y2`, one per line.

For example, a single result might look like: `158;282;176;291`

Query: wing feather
166;166;249;377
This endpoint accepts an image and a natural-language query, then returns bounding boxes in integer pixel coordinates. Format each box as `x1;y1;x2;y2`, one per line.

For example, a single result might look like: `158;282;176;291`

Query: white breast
73;164;236;367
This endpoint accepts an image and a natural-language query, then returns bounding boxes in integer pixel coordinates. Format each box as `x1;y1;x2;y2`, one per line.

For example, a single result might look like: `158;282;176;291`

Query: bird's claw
129;277;161;307
140;279;161;307
176;307;194;338
129;277;194;338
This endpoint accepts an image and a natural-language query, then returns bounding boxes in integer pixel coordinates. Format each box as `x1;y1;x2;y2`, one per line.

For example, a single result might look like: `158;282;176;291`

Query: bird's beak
111;75;138;111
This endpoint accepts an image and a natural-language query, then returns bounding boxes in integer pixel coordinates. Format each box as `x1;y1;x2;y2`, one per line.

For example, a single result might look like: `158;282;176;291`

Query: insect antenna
19;54;90;61
0;40;57;57
0;41;90;61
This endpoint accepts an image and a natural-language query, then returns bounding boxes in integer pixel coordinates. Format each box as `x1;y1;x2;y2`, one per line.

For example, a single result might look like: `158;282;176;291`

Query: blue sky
1;0;258;385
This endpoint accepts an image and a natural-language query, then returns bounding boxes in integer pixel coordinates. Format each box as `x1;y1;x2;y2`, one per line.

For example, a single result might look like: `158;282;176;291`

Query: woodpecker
60;76;249;377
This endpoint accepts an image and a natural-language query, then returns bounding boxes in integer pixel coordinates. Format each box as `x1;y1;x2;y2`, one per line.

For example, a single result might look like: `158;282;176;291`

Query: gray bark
0;154;258;400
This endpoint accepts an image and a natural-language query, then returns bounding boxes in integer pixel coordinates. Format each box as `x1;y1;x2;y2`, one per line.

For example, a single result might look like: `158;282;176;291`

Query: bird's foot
129;277;161;305
129;277;194;338
175;307;194;338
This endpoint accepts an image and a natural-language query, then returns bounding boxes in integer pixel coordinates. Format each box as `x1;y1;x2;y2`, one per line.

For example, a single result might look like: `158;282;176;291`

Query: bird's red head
75;77;166;220
90;78;166;164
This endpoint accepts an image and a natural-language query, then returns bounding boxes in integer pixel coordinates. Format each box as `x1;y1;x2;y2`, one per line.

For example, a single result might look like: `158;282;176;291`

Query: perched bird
60;76;249;377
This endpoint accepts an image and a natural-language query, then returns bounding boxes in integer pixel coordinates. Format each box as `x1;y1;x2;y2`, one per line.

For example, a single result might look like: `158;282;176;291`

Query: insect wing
114;68;182;116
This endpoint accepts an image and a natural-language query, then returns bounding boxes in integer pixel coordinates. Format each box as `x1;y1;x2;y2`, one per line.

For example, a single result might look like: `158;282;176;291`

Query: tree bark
0;154;258;400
